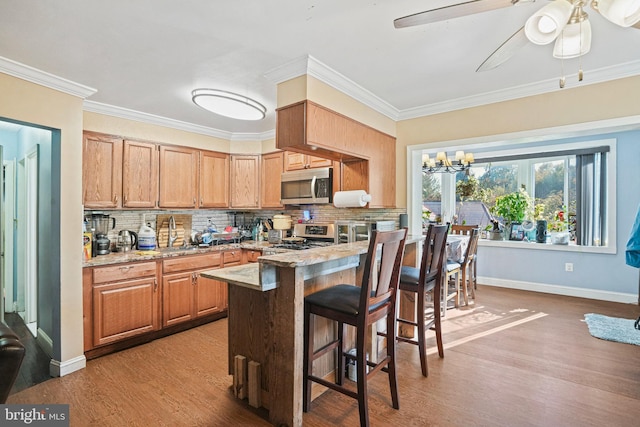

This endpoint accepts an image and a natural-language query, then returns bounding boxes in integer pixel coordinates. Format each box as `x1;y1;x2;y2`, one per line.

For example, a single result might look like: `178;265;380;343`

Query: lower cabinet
85;250;238;355
91;262;160;347
162;252;226;327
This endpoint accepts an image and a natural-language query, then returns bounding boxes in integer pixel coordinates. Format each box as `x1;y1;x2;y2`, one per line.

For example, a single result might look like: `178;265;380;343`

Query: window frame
408;138;617;254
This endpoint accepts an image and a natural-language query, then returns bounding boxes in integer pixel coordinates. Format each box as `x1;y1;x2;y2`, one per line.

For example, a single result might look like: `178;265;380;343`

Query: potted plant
490;186;532;240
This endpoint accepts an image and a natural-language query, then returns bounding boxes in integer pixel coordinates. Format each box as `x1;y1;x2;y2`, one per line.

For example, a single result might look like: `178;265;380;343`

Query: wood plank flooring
8;286;640;426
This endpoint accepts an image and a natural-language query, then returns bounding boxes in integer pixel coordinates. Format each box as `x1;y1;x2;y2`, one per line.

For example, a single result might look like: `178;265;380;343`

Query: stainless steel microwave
281;167;333;205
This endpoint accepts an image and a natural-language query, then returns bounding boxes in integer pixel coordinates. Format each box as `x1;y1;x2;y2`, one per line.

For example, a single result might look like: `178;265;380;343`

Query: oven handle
310;175;317;201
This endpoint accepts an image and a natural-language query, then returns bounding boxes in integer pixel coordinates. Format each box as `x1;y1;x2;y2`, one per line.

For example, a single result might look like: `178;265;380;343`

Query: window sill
477;238;615;254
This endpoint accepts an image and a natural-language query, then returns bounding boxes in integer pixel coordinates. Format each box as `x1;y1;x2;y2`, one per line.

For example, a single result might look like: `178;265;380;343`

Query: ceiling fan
394;0;640;77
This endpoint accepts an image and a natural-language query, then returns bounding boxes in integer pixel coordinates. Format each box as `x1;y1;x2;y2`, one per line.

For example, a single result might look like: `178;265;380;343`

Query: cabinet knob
114;195;119;204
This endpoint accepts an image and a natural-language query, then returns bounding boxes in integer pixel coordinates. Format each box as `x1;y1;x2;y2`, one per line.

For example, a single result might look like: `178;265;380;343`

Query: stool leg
461;266;469;306
303;303;313;412
356;326;370;427
416;289;428;377
386;310;400;409
337;322;345;386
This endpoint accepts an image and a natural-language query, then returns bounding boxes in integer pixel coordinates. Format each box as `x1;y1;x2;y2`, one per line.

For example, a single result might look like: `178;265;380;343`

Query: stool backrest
420;225;449;291
360;228;408;318
451;224;478;235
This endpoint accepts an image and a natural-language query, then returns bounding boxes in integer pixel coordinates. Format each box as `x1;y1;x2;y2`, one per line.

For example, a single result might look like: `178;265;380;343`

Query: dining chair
396;224;448;377
303;228;408;427
450;224;478;235
450;224;479;291
446;228;480;307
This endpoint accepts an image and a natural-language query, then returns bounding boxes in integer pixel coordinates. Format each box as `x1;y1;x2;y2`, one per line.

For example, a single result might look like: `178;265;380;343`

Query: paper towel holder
333;190;372;208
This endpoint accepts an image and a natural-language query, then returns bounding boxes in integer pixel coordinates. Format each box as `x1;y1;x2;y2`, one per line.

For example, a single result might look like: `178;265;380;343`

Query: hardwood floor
4;312;52;393
8;286;640;426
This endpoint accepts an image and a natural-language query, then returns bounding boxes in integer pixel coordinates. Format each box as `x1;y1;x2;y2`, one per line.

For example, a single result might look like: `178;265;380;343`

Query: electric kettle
117;230;138;252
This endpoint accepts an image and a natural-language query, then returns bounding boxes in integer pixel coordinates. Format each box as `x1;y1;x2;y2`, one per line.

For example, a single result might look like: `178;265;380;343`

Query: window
421;142;610;247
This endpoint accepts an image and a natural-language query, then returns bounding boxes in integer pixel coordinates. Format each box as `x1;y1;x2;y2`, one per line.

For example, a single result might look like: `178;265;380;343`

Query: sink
162;246;200;252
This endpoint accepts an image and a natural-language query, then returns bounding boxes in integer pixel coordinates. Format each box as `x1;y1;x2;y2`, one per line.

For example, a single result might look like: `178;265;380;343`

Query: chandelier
422;151;474;174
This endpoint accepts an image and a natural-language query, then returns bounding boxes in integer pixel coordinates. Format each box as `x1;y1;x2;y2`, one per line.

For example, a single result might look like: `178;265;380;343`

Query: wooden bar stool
303;228;408;427
396;224;448;377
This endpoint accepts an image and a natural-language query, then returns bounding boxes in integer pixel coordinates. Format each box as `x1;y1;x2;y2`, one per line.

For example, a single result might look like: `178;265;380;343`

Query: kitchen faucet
168;215;178;247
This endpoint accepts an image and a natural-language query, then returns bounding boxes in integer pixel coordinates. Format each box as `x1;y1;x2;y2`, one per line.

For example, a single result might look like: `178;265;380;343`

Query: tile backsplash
85;206;407;244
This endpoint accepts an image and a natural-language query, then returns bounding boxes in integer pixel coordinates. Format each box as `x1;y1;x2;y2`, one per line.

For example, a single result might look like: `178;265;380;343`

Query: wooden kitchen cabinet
162;253;225;327
122;139;158;208
91;262;160;347
261;151;284;208
230;154;260;208
242;249;262;263
159;145;199;208
82;131;123;208
276;100;396;208
284;151;332;171
200;150;229;208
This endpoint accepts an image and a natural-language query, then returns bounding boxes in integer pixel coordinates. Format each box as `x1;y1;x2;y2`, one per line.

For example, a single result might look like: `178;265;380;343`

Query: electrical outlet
565;263;573;272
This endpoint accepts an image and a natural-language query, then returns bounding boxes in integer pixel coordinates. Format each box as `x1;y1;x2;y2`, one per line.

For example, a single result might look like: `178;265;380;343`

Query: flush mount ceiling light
191;89;266;121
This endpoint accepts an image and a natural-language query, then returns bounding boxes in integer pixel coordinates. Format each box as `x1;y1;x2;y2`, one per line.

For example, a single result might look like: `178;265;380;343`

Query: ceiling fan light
553;19;592;58
596;0;640;26
525;0;574;45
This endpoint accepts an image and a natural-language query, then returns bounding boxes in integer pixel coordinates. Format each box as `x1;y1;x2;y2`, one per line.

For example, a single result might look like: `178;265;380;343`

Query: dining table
447;234;470;263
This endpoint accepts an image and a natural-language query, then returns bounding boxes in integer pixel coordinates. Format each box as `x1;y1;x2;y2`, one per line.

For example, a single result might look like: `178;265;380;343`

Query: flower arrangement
548;207;568;232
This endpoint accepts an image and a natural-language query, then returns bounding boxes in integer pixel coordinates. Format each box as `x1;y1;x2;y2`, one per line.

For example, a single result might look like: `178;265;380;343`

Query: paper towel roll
333;190;372;208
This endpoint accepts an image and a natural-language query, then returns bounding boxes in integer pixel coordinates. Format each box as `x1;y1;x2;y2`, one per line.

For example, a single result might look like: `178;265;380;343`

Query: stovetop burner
272;241;334;251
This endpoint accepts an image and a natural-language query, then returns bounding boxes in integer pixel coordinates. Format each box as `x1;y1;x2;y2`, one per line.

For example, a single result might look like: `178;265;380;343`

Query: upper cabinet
276;100;396;208
82;132;123;209
158;146;199;208
199;150;230;208
230;155;260;208
122;139;158;208
261;151;284;209
284;151;332;171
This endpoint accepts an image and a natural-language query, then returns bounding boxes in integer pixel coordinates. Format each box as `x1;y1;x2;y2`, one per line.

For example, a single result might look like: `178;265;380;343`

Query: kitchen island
201;236;421;427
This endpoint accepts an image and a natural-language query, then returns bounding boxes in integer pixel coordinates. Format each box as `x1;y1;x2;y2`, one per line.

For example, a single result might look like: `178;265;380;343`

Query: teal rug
584;313;640;346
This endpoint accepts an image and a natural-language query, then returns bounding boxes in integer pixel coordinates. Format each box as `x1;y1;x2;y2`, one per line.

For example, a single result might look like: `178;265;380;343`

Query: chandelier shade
191;89;266;121
422;151;474;174
524;0;574;45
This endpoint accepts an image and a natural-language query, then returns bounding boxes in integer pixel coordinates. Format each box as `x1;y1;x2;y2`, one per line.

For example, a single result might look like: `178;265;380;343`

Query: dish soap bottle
137;214;156;251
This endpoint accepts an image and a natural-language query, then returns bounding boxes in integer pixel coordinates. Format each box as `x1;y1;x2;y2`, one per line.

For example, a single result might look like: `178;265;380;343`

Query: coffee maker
87;213;116;255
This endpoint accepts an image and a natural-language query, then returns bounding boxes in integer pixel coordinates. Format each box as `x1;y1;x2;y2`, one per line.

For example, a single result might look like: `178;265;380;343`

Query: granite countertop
200;234;424;291
82;240;281;267
83;234;424;268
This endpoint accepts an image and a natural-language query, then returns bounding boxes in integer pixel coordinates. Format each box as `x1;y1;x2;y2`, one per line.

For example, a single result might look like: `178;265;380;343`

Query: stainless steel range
271;222;335;250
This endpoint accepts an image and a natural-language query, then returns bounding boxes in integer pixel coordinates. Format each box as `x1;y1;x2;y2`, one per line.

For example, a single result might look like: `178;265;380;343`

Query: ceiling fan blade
476;26;528;72
394;0;520;29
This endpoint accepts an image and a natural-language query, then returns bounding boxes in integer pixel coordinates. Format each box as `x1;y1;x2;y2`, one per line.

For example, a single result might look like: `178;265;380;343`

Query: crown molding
0;55;97;99
265;55;401;121
398;59;640;121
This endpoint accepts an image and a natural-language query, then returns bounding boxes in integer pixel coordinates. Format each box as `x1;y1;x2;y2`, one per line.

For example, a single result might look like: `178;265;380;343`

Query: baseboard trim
36;327;53;358
49;355;86;377
478;276;638;304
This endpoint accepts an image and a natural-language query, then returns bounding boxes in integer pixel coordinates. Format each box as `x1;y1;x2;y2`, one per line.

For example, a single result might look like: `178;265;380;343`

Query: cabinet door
159;145;198;208
307;155;333;169
82;132;122;208
261;152;284;208
284;151;307;171
195;272;227;317
199;150;229;208
230;155;260;208
162;272;195;327
93;277;159;346
123;140;158;208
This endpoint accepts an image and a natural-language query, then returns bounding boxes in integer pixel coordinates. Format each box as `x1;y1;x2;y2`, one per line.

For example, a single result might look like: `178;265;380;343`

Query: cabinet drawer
93;261;157;284
244;249;261;263
223;250;242;265
163;253;221;274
